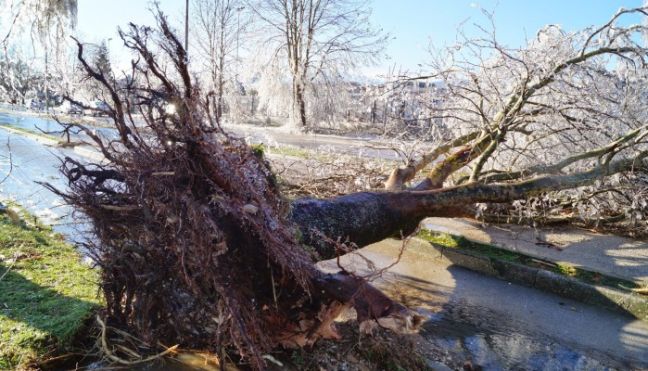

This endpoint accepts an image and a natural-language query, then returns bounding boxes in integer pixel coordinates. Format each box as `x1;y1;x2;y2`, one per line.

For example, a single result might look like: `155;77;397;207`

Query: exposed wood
384;131;480;190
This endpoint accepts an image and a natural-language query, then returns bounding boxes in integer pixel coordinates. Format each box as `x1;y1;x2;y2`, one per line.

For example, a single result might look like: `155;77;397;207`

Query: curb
0;124;59;146
0;124;105;162
413;235;648;321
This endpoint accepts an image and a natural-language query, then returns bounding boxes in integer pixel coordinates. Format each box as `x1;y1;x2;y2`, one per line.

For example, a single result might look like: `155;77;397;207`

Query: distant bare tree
0;0;77;104
251;0;387;130
192;0;248;122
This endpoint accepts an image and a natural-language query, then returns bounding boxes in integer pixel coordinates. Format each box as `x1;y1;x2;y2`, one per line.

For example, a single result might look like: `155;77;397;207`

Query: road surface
0;111;401;160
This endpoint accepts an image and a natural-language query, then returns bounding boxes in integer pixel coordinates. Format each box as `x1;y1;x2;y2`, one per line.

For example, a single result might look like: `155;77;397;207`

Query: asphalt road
0;110;402;160
0;124;89;240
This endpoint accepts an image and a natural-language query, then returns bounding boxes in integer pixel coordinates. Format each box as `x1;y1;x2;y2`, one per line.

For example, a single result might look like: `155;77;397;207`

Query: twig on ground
97;315;179;366
0;138;13;185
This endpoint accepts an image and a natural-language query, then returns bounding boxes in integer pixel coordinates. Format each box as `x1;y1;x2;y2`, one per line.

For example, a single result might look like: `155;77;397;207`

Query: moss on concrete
248;142;321;160
0;204;101;369
250;143;266;157
418;229;639;291
418;230;648;319
418;229;523;263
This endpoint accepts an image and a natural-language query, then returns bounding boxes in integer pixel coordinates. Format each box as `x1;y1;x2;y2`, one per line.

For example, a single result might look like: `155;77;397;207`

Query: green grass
0;205;101;369
250;143;322;160
267;145;313;159
417;229;639;291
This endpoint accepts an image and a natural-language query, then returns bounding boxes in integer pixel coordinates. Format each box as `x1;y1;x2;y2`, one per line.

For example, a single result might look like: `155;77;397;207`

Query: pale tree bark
193;0;245;121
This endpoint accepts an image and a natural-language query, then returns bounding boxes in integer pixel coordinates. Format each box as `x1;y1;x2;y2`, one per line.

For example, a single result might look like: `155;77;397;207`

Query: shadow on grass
0;262;98;368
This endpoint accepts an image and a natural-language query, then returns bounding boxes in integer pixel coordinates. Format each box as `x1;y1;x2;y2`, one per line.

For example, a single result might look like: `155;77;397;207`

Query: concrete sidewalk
318;238;648;369
422;217;648;284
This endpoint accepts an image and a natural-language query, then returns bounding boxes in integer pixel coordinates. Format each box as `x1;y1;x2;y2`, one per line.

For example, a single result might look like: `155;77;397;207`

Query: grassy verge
0;204;101;369
251;143;318;160
267;145;313;159
0;124;63;142
417;229;640;291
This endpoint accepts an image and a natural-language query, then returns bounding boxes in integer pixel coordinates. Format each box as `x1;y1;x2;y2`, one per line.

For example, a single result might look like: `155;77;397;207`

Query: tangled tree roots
44;11;418;369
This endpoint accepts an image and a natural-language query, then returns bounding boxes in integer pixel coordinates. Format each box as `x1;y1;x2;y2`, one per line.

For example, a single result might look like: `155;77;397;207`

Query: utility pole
236;6;244;81
184;0;189;53
45;47;49;113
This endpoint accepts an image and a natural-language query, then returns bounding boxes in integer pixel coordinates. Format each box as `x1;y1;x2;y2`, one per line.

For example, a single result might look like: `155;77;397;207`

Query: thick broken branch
477;124;648;183
413;134;494;190
384;131;479;190
294;153;647;258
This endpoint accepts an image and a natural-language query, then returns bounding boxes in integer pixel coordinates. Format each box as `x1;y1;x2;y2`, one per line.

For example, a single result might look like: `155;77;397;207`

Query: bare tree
0;0;77;104
1;0;77;51
381;8;648;234
0;58;35;104
31;0;78;110
251;0;386;130
192;0;247;121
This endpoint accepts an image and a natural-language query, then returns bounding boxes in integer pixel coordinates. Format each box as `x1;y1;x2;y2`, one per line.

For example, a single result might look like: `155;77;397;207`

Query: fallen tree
380;7;648;237
46;7;648;370
45;12;421;369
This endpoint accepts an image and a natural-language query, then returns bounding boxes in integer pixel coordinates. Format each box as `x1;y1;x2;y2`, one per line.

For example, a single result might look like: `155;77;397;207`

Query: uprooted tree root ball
43;11;419;370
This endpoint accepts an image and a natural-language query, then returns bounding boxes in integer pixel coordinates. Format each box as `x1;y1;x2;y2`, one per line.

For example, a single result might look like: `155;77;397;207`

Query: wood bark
292;154;646;259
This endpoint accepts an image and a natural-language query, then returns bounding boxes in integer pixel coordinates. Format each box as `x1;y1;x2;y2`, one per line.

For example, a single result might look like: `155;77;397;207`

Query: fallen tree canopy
379;7;648;237
46;7;648;370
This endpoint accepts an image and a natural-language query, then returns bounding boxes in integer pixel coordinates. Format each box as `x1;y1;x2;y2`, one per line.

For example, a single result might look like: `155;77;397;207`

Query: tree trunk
291;157;639;259
217;75;224;120
290;192;460;259
292;77;307;129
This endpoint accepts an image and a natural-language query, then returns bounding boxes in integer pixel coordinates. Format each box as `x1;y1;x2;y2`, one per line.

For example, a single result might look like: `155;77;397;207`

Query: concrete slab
422;217;648;284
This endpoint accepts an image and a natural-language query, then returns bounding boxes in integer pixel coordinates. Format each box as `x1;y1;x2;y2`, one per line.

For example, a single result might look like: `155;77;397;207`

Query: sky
77;0;645;76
